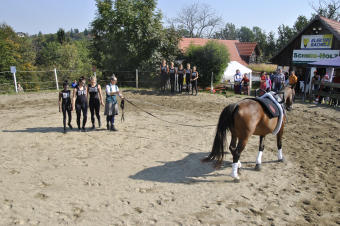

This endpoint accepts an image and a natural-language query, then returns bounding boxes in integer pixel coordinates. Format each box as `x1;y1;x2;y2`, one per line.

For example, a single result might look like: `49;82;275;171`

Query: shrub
185;40;229;87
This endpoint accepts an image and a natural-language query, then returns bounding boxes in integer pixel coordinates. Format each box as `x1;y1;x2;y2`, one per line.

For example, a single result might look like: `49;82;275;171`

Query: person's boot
63;126;67;134
107;122;110;130
98;120;101;128
68;123;73;129
110;124;117;131
91;123;95;130
82;127;87;132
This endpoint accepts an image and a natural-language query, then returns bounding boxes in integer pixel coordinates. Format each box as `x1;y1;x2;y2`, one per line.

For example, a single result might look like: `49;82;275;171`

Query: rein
123;98;216;128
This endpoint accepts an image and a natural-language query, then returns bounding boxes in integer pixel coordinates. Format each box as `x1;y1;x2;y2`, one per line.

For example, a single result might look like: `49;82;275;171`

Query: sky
0;0;318;35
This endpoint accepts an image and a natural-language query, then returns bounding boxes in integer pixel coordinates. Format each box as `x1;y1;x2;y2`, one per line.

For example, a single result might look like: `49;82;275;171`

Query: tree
252;26;266;57
214;23;238;40
237;26;255;42
57;28;66;44
91;0;164;72
185;41;229;87
263;31;277;61
311;0;340;20
293;15;309;33
171;1;222;38
276;24;295;51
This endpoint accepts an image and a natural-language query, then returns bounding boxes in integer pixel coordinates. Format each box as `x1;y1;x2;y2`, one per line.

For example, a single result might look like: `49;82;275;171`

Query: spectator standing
273;69;285;92
241;73;250;95
234;69;242;94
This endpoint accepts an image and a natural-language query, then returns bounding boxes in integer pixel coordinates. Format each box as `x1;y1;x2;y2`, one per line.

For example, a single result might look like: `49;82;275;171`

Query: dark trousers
160;74;168;93
186;75;190;93
170;74;175;94
106;115;115;125
62;104;71;128
178;75;183;93
191;80;197;95
89;99;100;125
76;101;87;129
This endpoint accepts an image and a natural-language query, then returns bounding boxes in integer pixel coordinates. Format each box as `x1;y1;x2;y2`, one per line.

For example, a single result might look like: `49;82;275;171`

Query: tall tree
57;28;66;44
214;23;238;40
171;1;222;38
293;15;309;33
237;26;255;42
311;0;340;20
276;24;295;51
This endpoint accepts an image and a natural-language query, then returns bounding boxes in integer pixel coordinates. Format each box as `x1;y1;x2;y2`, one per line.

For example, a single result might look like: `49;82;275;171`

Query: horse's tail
202;103;239;168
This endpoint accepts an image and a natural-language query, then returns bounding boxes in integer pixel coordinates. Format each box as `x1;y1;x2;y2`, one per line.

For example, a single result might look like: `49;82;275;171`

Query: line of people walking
160;60;199;95
58;75;124;133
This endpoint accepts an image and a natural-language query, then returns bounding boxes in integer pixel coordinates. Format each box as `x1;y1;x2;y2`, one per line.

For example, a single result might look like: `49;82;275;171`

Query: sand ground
0;90;339;225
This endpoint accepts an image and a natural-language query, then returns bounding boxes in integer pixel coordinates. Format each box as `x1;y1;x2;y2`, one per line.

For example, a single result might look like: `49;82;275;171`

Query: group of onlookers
160;60;199;95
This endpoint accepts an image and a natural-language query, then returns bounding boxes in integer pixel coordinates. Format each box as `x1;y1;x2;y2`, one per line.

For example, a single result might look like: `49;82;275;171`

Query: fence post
136;69;139;89
54;68;59;90
13;72;18;93
211;72;214;92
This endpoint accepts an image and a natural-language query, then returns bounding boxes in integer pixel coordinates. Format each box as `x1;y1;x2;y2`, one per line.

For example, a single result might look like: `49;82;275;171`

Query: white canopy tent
221;61;252;88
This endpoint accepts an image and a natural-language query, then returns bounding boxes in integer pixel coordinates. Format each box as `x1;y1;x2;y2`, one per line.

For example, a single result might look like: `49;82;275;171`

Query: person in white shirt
104;75;124;131
234;69;242;94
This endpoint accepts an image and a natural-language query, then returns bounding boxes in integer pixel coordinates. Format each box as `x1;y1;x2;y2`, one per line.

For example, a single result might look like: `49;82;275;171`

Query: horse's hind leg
255;136;265;171
229;134;237;154
230;138;248;181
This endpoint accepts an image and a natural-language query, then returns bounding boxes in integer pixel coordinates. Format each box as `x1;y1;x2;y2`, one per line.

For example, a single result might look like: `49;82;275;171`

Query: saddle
251;92;283;118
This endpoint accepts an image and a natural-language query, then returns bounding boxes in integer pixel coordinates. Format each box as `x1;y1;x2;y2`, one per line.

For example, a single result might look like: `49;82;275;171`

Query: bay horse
202;97;286;182
283;86;294;111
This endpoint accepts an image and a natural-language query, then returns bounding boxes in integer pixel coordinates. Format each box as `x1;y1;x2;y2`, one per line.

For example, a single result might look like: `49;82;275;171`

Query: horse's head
283;86;293;111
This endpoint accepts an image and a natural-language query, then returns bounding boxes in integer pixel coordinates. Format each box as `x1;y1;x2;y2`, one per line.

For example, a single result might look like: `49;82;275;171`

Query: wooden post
211;72;214;93
54;68;59;90
136;69;139;89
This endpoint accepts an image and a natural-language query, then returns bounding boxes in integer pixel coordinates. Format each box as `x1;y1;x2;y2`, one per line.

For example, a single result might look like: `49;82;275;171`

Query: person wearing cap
104;75;124;131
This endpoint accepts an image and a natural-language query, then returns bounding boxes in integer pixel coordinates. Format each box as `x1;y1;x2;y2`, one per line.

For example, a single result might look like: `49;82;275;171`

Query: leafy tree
91;0;165;72
263;31;277;61
293;15;309;33
237;26;255;42
185;41;229;87
276;24;295;51
57;28;66;44
214;23;238;40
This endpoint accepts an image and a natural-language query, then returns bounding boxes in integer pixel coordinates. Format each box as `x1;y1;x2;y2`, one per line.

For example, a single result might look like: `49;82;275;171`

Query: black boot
91;124;95;130
82;127;87;132
68;123;73;129
98;120;101;128
63;126;67;134
110;124;117;131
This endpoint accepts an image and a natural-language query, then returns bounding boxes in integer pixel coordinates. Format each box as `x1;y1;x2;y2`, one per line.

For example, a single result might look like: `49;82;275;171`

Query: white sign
293;49;340;62
301;34;333;49
10;66;16;73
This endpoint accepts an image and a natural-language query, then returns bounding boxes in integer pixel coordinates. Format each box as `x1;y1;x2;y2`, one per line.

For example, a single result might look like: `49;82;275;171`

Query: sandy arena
0;90;339;225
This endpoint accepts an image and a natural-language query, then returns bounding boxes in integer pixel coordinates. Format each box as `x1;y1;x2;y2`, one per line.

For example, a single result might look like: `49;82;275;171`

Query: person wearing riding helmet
104;75;124;131
169;62;176;94
160;59;169;93
177;64;184;93
72;76;88;132
184;63;192;94
59;80;73;133
87;76;104;129
191;66;199;95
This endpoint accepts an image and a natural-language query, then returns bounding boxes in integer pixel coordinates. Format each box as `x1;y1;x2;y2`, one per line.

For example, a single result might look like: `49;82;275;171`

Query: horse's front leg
277;125;284;162
255;136;265;171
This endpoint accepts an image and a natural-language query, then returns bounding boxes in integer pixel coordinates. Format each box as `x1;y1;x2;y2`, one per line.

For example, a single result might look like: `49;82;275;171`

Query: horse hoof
278;158;285;163
255;164;261;171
